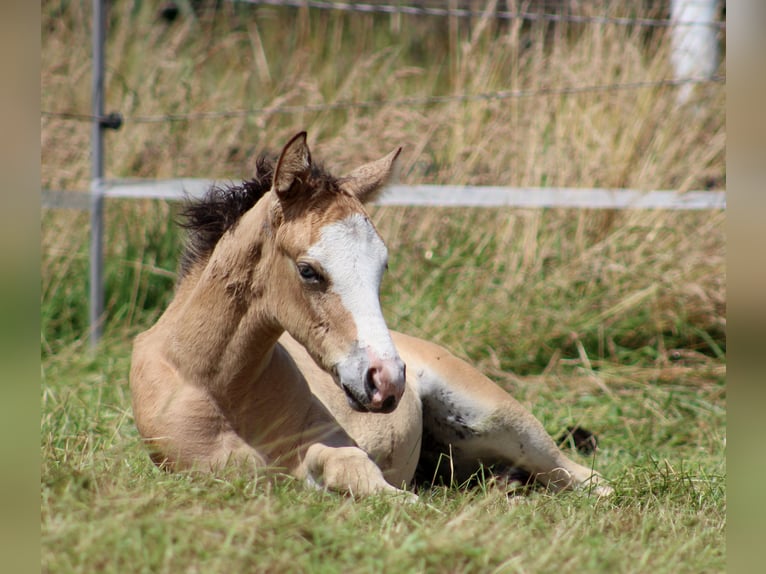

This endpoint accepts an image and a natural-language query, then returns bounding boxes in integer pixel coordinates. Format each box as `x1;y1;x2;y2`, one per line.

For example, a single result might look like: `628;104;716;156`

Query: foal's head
183;132;405;413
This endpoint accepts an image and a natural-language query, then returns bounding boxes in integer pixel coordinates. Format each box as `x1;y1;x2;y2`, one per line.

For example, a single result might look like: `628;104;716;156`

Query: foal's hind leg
393;333;611;496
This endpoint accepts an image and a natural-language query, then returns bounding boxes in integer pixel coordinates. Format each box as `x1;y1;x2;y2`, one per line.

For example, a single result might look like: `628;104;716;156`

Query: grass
42;336;724;573
42;1;725;572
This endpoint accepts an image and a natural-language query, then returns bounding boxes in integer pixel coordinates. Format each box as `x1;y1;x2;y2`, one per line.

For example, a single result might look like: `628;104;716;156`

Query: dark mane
177;154;275;278
177;153;340;279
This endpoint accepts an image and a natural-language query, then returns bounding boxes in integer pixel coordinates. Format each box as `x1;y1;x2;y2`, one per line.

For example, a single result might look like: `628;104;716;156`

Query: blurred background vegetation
41;0;725;374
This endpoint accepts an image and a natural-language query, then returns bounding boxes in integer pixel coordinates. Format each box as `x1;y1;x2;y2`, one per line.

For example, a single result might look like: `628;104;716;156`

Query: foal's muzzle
336;350;406;413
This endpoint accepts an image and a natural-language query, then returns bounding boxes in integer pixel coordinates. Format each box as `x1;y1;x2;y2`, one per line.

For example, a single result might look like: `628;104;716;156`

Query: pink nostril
365;359;406;413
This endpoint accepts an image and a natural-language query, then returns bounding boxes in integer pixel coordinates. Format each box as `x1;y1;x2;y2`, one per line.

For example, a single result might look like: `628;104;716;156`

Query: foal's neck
165;200;280;394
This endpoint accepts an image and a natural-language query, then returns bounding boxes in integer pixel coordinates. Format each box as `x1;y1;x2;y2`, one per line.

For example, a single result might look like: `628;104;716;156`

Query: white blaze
306;213;397;360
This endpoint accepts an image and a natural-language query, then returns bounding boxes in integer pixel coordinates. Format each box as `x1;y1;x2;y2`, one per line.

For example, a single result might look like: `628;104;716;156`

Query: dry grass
41;0;725;360
42;1;724;191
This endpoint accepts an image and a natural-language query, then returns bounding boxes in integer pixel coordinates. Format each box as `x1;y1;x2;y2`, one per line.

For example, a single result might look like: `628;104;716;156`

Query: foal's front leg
302;442;416;500
394;332;612;496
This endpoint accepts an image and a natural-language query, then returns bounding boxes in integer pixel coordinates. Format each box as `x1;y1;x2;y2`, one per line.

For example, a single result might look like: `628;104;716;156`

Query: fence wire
41;74;725;125
230;0;726;28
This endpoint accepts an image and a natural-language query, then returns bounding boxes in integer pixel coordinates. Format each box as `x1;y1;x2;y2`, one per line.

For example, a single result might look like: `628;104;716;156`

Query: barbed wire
41;111;95;122
230;0;726;29
41;75;725;125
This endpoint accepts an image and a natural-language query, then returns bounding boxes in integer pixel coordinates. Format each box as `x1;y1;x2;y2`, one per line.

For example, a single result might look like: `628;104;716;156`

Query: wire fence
42;0;725;127
230;0;726;28
42;75;725;126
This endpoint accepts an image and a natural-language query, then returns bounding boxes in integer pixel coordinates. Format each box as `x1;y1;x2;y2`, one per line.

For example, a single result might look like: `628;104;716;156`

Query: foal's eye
297;262;323;283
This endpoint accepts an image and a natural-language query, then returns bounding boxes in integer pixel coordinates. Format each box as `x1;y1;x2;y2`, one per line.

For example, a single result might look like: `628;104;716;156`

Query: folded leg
393;332;611;496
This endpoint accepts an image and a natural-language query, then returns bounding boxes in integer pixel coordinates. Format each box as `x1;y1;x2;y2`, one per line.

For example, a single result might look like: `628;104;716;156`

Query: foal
130;132;611;497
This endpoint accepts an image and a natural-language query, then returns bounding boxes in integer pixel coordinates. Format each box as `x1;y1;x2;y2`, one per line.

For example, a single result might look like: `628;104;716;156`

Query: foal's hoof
380;485;419;504
400;491;420;504
579;477;614;498
591;483;614;497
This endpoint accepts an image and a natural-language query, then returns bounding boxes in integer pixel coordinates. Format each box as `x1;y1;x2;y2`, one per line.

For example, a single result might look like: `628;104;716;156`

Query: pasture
42;1;725;572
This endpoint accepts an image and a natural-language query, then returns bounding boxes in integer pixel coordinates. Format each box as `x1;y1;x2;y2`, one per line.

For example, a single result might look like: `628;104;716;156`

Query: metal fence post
90;0;106;347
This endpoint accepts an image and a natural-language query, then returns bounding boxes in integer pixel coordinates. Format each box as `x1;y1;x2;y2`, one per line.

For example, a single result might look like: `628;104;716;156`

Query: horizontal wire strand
41;75;726;124
230;0;726;29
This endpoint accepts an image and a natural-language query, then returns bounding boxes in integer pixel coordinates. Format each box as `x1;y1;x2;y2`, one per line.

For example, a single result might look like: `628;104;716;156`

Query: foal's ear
272;131;312;199
339;147;402;203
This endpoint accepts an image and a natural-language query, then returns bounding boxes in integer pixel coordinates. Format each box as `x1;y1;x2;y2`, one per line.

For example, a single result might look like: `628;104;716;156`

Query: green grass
42;1;725;571
42;335;724;573
40;203;725;572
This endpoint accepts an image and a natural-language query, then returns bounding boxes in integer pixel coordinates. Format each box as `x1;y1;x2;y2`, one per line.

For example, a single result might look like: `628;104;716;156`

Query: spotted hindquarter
392;331;610;494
